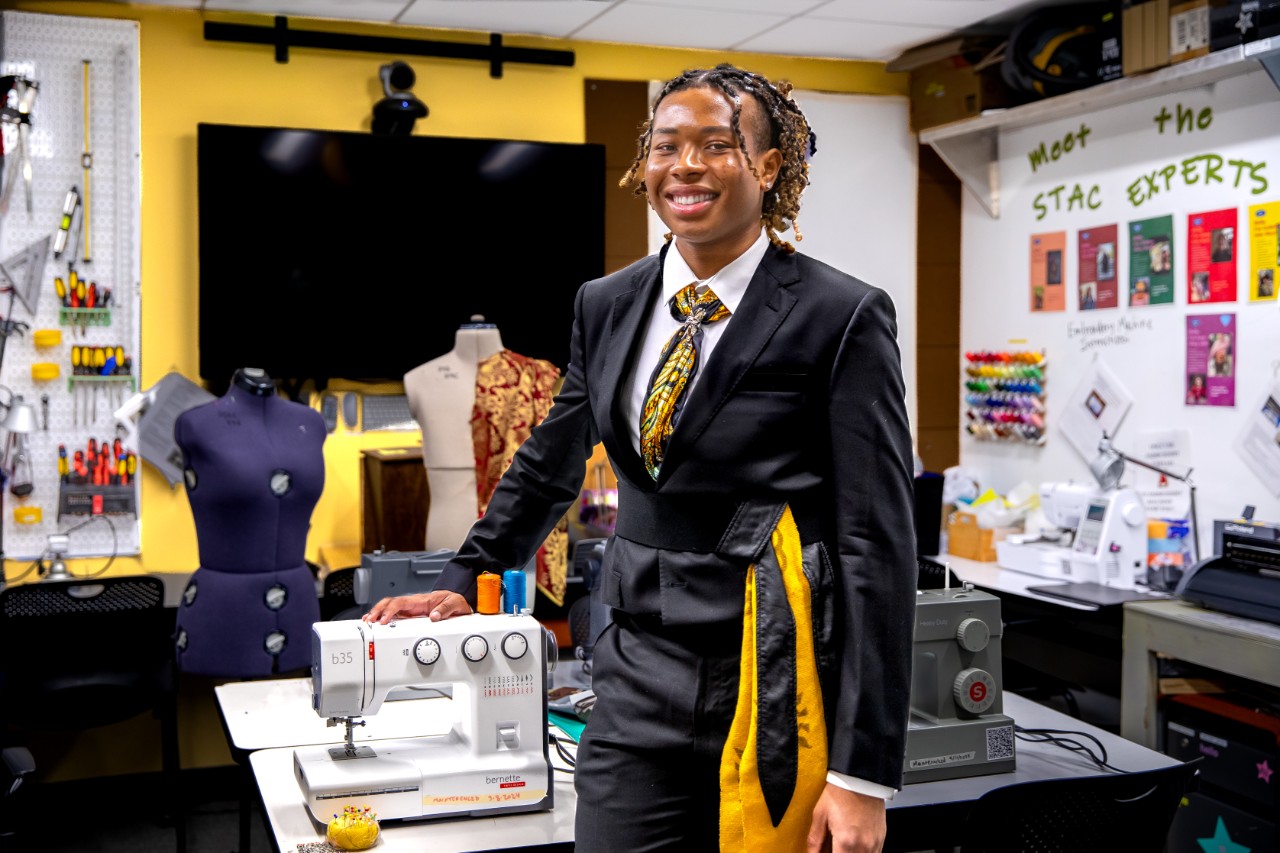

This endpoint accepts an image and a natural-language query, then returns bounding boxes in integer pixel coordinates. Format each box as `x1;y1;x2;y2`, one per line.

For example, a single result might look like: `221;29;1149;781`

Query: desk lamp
1090;433;1199;563
0;395;37;584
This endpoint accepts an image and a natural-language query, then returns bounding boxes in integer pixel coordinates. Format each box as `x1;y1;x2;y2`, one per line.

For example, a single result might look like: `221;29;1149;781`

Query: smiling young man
367;64;916;853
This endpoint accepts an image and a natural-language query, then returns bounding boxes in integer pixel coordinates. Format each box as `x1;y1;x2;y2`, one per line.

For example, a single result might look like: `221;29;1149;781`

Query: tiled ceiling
108;0;1051;61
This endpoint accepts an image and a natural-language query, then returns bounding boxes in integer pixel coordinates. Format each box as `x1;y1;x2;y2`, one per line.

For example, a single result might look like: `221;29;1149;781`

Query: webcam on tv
372;61;428;136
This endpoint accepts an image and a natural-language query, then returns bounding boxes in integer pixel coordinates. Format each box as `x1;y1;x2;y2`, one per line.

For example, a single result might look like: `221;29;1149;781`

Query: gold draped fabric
720;505;828;852
471;349;568;605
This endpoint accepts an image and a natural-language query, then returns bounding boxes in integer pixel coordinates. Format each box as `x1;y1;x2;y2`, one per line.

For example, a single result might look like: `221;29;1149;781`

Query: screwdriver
55;276;68;306
58;445;68;483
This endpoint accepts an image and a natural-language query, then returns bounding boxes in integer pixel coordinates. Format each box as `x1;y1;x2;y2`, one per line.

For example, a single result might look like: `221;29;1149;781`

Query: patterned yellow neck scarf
639;283;731;479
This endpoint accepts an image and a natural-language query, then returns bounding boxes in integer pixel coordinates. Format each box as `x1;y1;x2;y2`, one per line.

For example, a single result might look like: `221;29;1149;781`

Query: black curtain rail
204;16;575;78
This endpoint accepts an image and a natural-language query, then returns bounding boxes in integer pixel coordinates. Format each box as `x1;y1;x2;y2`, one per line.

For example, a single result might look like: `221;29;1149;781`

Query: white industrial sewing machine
293;613;554;823
995;480;1147;588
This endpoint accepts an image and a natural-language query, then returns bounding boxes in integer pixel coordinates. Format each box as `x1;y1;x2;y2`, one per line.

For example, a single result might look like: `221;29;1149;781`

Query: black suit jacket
438;242;917;788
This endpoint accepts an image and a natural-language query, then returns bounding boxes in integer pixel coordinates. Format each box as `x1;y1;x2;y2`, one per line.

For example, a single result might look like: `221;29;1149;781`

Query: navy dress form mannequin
173;368;325;676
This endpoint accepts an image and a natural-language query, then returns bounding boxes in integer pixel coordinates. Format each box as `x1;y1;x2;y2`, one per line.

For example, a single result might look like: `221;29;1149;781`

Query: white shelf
919;41;1280;217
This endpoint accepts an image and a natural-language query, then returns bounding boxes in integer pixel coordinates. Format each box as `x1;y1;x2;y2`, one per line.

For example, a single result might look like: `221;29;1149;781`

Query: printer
1176;517;1280;626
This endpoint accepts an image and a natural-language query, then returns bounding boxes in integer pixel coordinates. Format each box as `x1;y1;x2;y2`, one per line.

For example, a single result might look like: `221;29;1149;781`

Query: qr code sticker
986;725;1015;760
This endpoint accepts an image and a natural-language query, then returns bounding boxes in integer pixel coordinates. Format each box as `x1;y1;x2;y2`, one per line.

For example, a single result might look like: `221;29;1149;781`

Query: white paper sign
1234;377;1280;497
1059;358;1134;466
1130;429;1192;518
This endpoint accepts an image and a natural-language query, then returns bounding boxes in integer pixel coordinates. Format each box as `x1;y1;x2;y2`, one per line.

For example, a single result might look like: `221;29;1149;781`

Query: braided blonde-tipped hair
620;64;818;252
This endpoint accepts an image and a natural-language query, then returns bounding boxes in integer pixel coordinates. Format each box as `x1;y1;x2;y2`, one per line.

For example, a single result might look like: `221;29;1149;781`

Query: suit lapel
656;246;800;485
597;247;665;488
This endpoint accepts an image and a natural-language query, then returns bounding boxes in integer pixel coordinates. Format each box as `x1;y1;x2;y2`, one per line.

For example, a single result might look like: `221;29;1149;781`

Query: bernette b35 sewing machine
293;613;554;823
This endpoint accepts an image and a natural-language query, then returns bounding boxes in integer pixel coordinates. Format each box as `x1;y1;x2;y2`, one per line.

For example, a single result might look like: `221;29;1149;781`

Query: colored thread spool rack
962;350;1047;445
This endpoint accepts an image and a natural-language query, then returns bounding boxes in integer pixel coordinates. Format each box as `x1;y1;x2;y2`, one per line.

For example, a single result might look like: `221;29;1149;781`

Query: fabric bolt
639;284;730;479
471;349;568;604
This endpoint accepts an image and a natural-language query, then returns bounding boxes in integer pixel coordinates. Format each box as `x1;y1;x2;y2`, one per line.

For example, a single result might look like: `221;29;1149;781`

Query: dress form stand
173;367;325;676
404;318;504;550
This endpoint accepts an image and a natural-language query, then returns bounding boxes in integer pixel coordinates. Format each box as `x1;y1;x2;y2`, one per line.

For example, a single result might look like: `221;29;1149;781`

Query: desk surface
938;555;1101;611
242;686;1174;851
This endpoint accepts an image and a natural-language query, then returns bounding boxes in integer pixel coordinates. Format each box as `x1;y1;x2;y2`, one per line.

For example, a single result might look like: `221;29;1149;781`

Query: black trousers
573;612;743;853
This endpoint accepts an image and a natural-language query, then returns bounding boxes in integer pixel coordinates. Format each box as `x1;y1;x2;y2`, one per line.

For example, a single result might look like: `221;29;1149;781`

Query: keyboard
360;394;418;432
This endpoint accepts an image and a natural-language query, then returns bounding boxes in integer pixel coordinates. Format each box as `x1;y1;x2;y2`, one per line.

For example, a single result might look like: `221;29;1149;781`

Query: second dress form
404;325;505;551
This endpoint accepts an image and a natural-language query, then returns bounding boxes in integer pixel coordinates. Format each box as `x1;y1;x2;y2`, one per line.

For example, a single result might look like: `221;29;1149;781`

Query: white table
241;688;1172;852
216;678;455;752
216;677;577;852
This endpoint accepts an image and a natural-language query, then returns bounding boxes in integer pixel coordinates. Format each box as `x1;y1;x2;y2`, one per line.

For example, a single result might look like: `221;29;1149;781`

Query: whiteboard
960;68;1280;557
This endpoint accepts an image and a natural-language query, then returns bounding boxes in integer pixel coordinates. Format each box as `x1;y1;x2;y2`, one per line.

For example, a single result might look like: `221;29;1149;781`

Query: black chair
958;762;1198;852
0;577;184;852
0;745;33;851
320;565;361;621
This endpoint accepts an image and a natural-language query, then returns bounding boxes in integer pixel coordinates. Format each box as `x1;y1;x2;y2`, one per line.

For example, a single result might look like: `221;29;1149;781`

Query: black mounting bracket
204;16;575;78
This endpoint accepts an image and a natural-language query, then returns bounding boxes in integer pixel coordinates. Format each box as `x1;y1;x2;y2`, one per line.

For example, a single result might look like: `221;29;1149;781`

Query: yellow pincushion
326;805;380;850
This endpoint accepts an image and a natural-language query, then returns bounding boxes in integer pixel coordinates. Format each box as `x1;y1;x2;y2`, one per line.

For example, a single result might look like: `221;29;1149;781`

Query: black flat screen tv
197;123;605;387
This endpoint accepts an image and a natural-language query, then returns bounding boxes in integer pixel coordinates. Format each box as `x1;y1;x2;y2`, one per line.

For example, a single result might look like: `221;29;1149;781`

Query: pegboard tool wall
0;11;141;561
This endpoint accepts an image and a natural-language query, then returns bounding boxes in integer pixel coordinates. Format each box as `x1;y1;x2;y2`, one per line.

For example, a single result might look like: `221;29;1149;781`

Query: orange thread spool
476;572;502;615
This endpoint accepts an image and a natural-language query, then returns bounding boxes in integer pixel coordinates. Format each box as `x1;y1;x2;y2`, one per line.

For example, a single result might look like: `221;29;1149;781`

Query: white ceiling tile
572;3;789;50
396;0;612;37
205;0;407;23
733;16;952;60
810;0;1012;29
631;0;826;14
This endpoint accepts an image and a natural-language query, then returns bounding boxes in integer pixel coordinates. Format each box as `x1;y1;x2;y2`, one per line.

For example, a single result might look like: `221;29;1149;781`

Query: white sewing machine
996;481;1147;588
293;613;554;823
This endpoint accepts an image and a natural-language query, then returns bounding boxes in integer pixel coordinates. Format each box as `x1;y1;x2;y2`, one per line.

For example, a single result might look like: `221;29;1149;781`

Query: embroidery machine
995;480;1147;588
294;613;555;823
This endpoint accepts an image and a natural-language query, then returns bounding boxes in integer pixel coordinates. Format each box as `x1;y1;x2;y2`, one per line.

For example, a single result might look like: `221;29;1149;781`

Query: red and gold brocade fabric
471;349;569;605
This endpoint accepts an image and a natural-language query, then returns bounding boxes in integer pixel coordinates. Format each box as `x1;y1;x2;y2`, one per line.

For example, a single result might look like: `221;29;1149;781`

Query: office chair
958;762;1198;852
0;577;184;852
321;565;361;621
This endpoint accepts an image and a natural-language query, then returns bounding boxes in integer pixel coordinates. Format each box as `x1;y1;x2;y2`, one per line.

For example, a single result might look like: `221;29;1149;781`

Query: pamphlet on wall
1131;428;1192;518
1187;208;1237;304
1127;215;1174;306
1060;358;1133;463
1234;376;1280;496
1248;201;1278;302
1185;313;1235;407
1078;224;1119;310
1029;231;1066;312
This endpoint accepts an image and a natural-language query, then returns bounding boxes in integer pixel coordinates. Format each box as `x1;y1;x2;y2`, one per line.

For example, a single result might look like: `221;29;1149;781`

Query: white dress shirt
619;231;895;801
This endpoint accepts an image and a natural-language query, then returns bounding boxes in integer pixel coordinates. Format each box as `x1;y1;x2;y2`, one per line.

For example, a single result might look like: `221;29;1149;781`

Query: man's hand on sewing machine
365;591;473;624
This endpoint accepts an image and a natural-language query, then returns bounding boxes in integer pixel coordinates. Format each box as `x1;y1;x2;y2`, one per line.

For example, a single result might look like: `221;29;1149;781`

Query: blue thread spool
502;569;526;614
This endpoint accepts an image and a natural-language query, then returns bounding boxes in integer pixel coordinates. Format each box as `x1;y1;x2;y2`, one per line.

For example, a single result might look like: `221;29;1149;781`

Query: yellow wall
0;1;905;584
0;2;904;779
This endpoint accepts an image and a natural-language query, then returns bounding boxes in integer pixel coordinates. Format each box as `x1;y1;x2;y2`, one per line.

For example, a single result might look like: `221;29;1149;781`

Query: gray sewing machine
903;584;1016;783
293;613;554;822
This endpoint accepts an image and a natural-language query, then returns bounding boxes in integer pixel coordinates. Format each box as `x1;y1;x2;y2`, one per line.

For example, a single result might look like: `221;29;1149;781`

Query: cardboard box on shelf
889;37;1021;132
1170;0;1211;62
1124;0;1172;76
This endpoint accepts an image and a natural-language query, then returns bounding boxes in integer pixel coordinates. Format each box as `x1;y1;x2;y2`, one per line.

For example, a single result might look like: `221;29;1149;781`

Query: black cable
549;732;577;773
1015;726;1127;773
63;513;118;579
5;559;41;583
